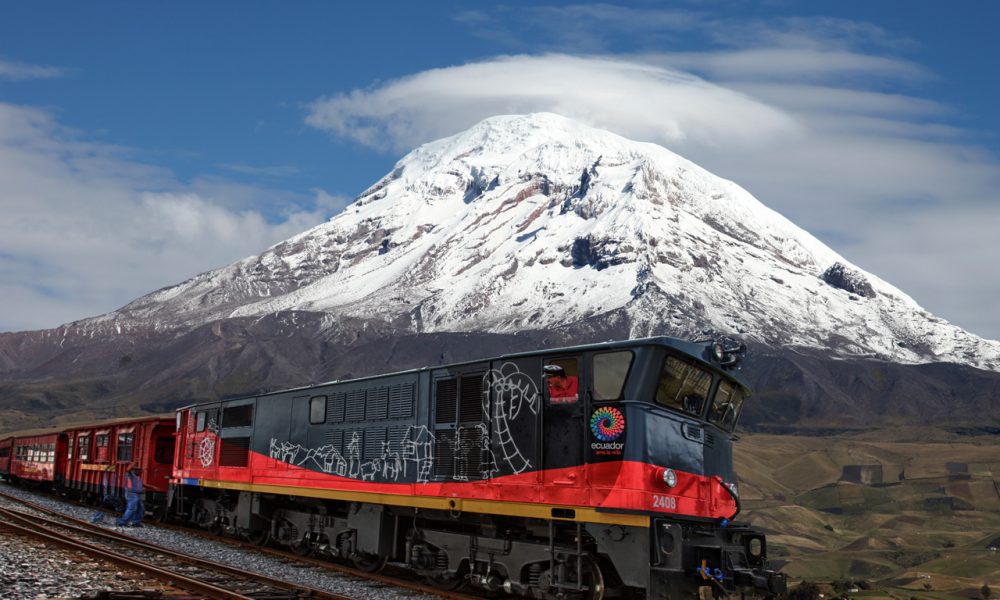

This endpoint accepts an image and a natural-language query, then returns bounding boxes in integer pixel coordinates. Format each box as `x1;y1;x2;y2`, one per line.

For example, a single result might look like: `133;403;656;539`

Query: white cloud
306;54;801;152
304;48;1000;340
0;102;334;332
0;58;65;81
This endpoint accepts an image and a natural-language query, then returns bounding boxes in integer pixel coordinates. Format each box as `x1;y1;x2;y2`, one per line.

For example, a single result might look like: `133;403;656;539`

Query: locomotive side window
223;404;253;428
309;395;326;424
117;433;134;462
196;411;206;432
709;379;746;431
592;351;633;400
656;356;712;416
546;358;580;404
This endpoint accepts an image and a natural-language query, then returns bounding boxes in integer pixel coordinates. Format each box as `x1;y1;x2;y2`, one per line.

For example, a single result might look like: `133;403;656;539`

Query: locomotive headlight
662;468;677;488
712;341;726;362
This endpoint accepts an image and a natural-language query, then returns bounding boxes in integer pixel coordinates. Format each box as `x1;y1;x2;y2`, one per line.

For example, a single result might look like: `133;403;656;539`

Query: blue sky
2;1;999;340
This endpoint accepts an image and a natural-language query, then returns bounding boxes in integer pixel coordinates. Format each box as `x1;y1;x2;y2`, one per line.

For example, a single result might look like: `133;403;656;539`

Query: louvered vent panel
326;393;346;423
435;379;457;425
218;437;250;467
455;426;486;481
345;390;366;421
364;428;387;460
458;375;485;423
323;429;343;449
705;432;716;448
433;430;456;479
388;384;414;419
366;387;389;420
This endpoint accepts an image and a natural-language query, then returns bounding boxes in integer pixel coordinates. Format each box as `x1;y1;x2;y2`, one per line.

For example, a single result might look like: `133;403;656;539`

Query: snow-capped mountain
73;113;999;371
5;112;1000;433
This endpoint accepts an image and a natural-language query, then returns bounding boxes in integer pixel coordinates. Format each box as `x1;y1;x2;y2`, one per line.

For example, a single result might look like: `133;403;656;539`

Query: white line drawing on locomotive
268;425;438;484
483;362;539;474
198;437;215;467
453;423;497;482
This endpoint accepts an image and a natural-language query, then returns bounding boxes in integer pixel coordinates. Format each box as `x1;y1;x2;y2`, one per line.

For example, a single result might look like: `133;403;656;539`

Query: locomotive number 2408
652;494;678;510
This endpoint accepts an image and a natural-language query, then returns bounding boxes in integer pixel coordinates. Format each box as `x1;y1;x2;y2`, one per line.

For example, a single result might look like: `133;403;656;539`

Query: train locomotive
169;336;785;599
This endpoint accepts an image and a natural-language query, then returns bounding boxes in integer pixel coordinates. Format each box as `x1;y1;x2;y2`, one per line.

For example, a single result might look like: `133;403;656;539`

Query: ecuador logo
590;406;625;442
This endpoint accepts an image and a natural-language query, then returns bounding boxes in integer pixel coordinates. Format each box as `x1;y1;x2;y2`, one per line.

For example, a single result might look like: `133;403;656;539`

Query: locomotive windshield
654;353;748;431
708;378;746;431
655;355;712;415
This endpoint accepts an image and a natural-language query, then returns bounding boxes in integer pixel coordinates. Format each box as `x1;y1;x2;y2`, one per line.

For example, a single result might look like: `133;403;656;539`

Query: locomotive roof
179;335;751;411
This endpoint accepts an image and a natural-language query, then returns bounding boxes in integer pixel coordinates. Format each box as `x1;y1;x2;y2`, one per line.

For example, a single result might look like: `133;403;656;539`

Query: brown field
736;429;1000;598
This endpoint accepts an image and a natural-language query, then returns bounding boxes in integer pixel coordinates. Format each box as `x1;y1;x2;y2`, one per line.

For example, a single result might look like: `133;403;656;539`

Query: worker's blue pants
116;492;143;526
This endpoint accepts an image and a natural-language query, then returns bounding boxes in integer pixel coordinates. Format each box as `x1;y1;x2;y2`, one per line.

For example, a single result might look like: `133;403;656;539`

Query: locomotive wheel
352;552;388;573
290;539;314;557
581;558;606;600
244;527;270;546
425;572;466;591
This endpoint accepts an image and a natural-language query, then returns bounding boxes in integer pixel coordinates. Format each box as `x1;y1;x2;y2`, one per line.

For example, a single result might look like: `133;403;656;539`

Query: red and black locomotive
169;336;785;599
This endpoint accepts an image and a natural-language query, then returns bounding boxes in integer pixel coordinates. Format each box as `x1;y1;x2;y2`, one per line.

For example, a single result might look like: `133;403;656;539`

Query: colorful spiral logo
590;407;625;442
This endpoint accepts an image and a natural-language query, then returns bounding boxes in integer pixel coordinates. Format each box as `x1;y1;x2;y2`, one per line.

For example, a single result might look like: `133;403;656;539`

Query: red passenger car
10;431;67;485
0;436;13;480
63;416;176;515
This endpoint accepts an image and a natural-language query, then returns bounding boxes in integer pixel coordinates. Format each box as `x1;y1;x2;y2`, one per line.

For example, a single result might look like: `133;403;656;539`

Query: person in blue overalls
116;463;144;527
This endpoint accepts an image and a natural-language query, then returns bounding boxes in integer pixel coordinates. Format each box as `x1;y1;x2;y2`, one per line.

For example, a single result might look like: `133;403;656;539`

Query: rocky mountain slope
2;113;998;432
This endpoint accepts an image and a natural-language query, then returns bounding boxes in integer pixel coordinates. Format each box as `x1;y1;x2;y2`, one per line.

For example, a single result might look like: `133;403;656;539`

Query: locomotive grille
326;392;346;423
458;376;484;422
364;428;387;459
433;430;456;479
218;437;250;467
435;379;457;424
346;390;366;421
366;387;389;420
323;429;343;449
388;384;414;419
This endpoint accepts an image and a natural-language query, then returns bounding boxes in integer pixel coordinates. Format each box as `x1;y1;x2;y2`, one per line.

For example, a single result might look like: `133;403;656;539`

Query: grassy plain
735;429;1000;599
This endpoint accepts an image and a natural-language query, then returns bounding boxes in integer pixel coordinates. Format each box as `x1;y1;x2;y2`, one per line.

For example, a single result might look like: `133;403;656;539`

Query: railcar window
117;433;134;462
655;356;712;416
46;444;55;463
222;404;253;428
592;351;633;400
709;379;746;432
0;447;8;458
196;411;206;432
310;395;326;424
78;436;90;462
96;435;108;448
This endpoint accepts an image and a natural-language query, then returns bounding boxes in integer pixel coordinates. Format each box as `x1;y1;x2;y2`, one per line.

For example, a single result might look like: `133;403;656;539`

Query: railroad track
0;493;353;600
0;488;481;600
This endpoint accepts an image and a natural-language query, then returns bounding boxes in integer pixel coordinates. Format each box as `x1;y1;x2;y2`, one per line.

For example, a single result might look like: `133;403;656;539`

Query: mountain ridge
2;113;998;433
58;113;999;369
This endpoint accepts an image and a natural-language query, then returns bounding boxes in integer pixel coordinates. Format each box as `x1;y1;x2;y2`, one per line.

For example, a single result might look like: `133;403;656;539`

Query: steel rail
0;496;355;600
0;488;482;600
0;510;249;600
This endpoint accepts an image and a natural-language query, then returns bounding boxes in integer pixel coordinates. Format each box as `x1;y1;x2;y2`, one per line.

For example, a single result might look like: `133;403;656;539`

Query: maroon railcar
63;416;176;515
0;436;13;480
10;431;67;485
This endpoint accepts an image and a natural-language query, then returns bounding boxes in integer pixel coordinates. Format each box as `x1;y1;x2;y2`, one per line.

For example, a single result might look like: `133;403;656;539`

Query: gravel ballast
0;481;439;600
